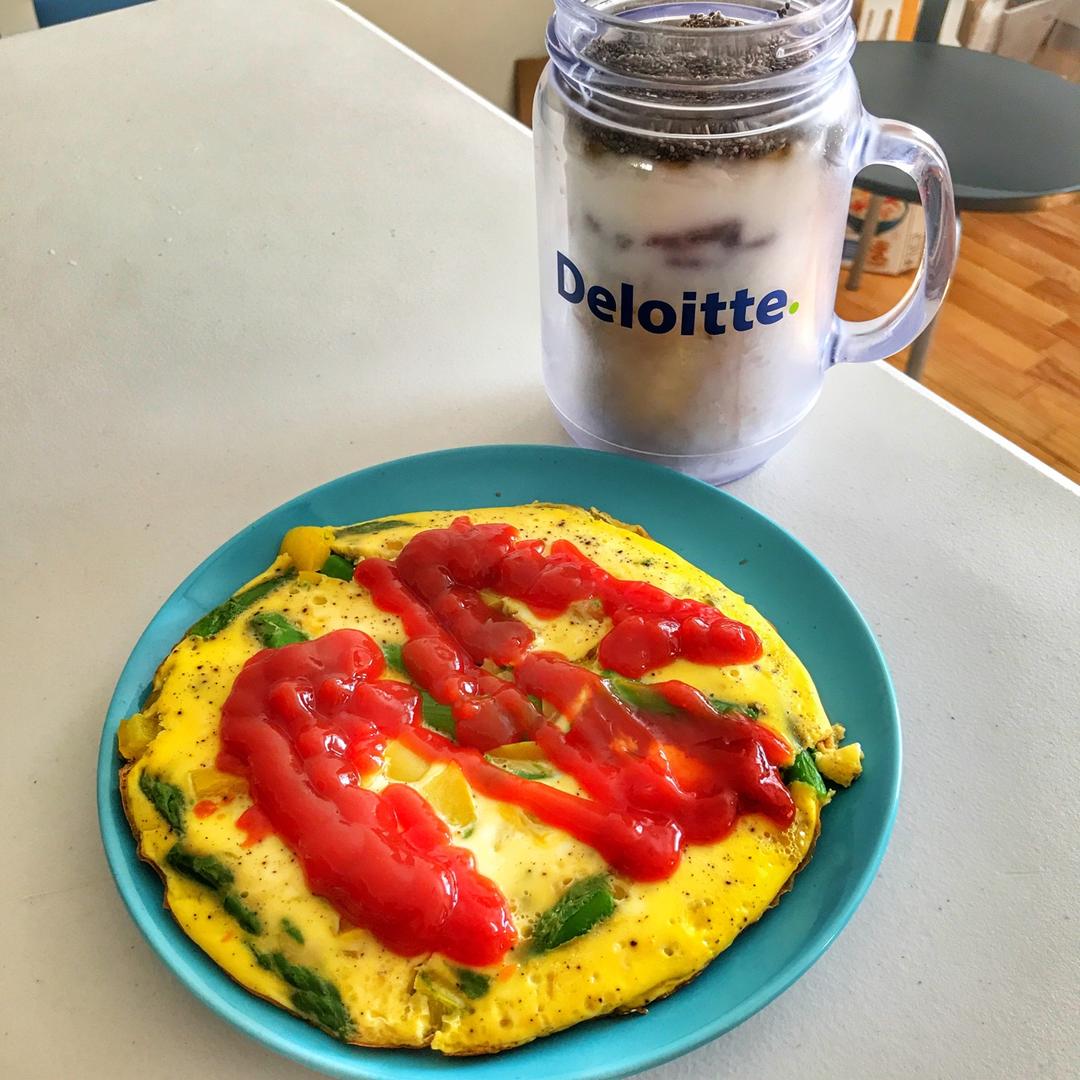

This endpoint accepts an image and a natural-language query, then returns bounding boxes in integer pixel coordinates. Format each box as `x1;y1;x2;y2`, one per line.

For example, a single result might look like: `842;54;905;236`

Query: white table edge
875;362;1079;494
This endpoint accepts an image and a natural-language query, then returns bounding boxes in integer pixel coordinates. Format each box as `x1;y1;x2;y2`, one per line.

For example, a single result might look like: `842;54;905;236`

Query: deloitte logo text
557;251;799;336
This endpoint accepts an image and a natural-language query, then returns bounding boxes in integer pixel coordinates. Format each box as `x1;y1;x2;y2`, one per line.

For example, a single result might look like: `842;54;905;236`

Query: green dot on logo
788;301;800;314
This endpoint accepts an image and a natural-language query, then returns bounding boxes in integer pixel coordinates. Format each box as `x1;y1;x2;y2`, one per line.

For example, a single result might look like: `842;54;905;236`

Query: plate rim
97;442;901;1080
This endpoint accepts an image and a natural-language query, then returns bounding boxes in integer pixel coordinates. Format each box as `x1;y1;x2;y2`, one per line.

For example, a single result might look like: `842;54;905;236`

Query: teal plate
97;444;900;1080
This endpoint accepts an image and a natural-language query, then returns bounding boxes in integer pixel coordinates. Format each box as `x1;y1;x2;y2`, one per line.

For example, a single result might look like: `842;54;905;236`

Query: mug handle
831;115;958;365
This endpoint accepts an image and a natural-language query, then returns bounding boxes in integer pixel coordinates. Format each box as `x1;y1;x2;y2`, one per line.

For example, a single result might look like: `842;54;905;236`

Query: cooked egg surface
120;504;855;1054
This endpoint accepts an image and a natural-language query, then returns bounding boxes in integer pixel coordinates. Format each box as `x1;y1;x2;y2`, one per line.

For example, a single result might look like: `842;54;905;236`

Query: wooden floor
835;202;1080;483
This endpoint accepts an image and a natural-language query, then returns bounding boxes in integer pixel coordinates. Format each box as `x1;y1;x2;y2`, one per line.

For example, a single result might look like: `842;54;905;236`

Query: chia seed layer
680;11;745;28
571;8;800;162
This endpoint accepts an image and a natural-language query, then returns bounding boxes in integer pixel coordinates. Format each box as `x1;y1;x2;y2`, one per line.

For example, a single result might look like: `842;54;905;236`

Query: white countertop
1;1;1077;1077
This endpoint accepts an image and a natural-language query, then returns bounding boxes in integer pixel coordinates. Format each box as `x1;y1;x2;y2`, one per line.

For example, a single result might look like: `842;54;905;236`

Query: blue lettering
681;292;697;336
587;285;616;323
731;288;756;332
557;252;584;304
639;300;677;335
619;282;634;329
554;252;791;337
701;293;727;336
756;289;787;325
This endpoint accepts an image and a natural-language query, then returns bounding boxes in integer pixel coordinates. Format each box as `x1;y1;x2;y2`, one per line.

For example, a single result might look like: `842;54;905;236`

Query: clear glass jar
534;0;957;483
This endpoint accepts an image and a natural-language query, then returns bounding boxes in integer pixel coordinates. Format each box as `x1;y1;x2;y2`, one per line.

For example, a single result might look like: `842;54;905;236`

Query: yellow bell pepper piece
189;768;248;798
418;764;476;827
118;712;159;760
280;526;334;572
486;740;545;761
384;740;431;783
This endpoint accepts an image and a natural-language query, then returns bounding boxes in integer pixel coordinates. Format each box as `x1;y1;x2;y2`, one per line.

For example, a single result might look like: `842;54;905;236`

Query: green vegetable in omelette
454;968;492;1000
335;519;414;537
165;845;235;891
139;770;186;835
188;571;296;638
414;967;493;1009
381;642;405;671
784;749;828;798
166;845;264;934
709;696;762;719
223;892;264;935
250;611;309;649
421;692;456;740
606;675;675;714
529;875;616;954
380;643;457;739
485;757;553;780
320;553;355;580
417;972;467;1011
251;946;353;1038
281;917;305;944
606;674;760;720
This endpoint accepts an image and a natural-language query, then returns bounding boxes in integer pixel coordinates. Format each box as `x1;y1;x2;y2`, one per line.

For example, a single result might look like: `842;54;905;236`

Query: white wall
342;0;552;112
0;0;38;36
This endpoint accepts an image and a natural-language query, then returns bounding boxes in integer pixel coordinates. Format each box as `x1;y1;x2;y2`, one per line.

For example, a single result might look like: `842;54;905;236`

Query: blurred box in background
852;0;923;39
960;0;1080;79
515;56;547;125
842;191;926;274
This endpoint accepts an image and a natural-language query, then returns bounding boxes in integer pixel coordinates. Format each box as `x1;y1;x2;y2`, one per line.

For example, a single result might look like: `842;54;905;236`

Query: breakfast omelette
118;504;863;1054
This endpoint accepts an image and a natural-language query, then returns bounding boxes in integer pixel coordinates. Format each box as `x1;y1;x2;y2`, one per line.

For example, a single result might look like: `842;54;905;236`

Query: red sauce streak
393;654;793;881
218;631;516;966
219;517;792;964
235;805;274;847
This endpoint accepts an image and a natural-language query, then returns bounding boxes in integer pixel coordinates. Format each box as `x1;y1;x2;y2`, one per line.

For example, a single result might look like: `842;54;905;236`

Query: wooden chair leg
905;312;938;381
846;192;884;292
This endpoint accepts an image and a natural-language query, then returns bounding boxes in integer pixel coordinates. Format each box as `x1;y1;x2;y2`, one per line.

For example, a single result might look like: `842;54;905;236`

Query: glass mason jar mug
534;0;957;483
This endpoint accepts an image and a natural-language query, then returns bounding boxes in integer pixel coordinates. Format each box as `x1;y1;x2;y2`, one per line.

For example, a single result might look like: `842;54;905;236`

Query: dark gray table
854;41;1080;212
